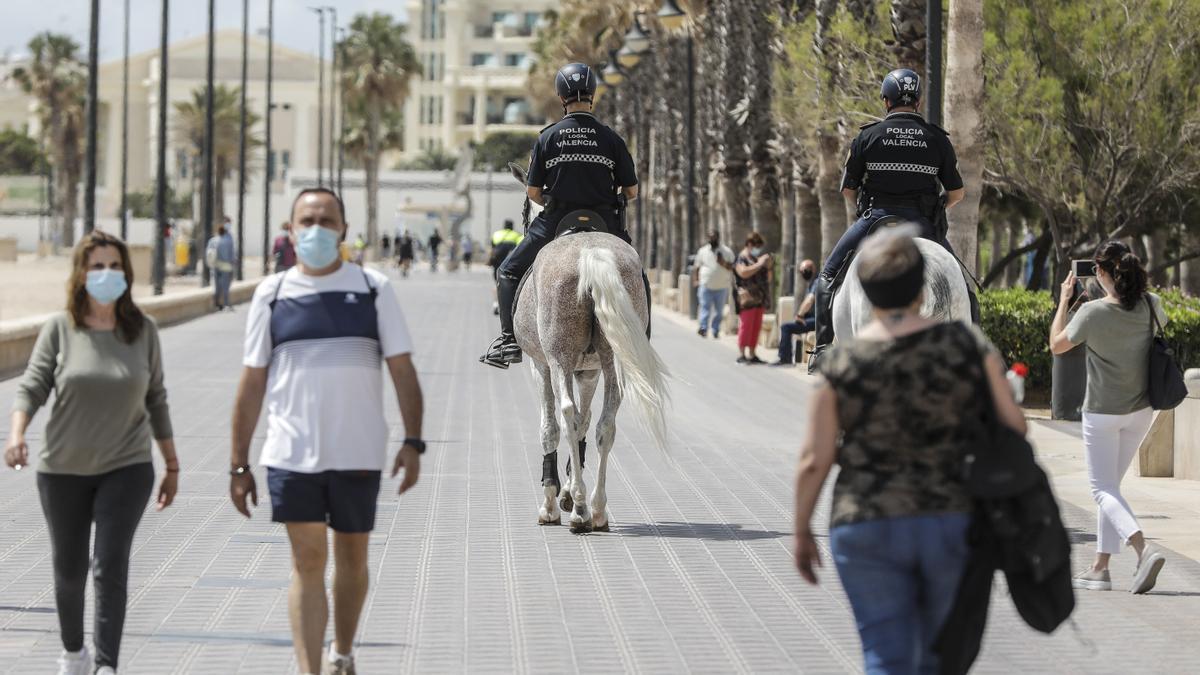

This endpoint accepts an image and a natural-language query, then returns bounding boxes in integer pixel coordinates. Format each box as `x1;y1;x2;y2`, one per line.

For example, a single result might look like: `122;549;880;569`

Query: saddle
513;209;610;322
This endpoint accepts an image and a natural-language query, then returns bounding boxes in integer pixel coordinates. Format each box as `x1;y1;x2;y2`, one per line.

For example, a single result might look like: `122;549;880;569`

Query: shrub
980;287;1200;393
979;288;1055;388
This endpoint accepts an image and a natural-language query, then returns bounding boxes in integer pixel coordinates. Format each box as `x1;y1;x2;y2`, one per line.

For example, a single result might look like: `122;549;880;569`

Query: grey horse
833;235;972;338
507;171;669;533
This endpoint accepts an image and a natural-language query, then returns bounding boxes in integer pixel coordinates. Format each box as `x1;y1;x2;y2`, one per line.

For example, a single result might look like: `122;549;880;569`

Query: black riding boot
807;276;837;375
968;287;980;325
642;271;652;340
480;274;523;368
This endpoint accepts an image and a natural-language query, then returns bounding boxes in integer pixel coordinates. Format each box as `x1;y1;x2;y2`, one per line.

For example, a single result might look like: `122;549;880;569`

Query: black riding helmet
880;68;921;108
555;63;597;104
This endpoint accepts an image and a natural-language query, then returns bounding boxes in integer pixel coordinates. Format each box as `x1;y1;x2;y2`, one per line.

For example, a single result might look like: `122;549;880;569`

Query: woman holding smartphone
1050;240;1167;594
4;231;178;675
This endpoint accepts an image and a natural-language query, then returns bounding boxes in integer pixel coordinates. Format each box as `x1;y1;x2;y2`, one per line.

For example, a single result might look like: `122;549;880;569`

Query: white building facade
403;0;556;157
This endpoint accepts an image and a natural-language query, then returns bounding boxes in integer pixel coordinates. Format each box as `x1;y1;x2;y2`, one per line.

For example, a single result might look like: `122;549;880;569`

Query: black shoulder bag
962;342;1041;499
1146;296;1188;411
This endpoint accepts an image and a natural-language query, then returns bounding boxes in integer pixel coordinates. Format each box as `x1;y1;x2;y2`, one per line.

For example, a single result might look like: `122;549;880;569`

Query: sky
0;0;409;63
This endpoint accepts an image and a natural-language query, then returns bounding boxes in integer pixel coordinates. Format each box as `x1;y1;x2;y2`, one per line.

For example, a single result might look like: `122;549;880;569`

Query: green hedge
979;288;1200;391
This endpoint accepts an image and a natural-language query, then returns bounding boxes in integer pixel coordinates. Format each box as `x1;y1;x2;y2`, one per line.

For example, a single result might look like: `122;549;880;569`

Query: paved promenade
2;267;1199;674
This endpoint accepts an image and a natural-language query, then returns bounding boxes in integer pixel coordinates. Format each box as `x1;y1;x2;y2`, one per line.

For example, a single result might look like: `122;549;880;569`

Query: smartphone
1072;259;1096;278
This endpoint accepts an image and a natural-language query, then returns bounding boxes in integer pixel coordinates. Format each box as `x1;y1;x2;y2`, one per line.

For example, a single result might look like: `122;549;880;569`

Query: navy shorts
267;468;382;533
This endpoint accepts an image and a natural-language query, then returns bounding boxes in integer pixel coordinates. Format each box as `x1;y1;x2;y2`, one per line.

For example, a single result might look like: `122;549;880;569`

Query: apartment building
403;0;557;158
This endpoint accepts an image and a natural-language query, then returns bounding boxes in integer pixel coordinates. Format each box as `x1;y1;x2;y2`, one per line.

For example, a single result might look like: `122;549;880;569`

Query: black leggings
37;462;154;669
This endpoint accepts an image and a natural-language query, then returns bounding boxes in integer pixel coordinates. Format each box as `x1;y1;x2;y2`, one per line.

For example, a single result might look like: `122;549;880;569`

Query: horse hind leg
589;361;621;532
532;364;561;525
549;362;590;533
561;369;599;512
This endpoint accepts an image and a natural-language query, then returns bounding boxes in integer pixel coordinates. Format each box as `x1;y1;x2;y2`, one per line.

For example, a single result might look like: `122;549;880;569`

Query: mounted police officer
480;62;641;368
808;67;970;373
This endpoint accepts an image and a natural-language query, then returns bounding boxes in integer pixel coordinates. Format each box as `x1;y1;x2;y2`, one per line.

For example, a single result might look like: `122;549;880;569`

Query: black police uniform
494;111;638;336
820;110;963;280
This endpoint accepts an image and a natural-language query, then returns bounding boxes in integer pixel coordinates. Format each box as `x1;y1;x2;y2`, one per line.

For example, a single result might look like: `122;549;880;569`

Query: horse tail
577;247;670;451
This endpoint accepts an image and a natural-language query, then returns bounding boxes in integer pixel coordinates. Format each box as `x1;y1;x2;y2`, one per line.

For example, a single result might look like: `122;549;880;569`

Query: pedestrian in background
428;229;443;272
397;230;415;278
1050;240;1168;594
773;258;818;367
692;229;735;339
381;233;392;264
206;223;235;311
4;230;179;675
230;188;425;675
734;231;772;364
794;227;1025;674
272;221;296;273
462;236;474;270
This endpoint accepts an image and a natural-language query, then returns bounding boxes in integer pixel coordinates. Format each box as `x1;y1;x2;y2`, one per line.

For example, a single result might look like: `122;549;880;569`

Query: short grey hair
856;224;924;285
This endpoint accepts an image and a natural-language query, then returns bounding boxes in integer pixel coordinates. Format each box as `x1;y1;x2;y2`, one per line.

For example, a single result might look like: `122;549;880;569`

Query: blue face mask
750;247;764;257
295;225;341;269
85;269;128;305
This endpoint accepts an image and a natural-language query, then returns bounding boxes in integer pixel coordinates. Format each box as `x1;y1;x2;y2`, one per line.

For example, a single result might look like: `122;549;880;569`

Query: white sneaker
96;667;117;675
56;648;91;675
1131;544;1166;594
324;644;356;675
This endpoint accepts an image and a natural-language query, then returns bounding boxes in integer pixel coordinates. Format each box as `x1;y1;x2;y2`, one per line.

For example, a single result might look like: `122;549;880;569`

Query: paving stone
1;268;1199;673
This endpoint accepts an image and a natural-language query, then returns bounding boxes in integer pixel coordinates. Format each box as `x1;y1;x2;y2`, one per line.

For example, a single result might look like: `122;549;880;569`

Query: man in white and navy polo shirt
229;187;425;675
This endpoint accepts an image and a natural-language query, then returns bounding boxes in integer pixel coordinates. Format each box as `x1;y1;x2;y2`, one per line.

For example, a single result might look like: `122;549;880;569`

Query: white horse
833;237;972;338
516;234;670;533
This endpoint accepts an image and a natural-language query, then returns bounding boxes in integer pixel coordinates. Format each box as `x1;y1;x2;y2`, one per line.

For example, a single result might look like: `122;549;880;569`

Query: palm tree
173;84;262;255
944;0;983;274
889;0;926;71
339;13;420;250
12;33;86;250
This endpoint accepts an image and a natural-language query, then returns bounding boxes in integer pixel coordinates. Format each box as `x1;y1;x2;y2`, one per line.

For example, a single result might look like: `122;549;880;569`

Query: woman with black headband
792;226;1026;673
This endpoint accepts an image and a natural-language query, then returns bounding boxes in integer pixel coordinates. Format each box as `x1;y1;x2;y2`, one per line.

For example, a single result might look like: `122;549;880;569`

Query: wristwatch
230;464;252;476
402;438;427;454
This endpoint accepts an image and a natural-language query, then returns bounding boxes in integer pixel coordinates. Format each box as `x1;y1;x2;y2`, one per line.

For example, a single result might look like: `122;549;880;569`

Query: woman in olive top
1050;240;1167;595
4;231;178;675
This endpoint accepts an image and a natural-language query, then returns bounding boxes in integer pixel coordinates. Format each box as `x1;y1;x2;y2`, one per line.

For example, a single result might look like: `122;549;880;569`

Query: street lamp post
309;7;326;187
236;0;249;281
262;0;276;276
926;0;944;126
336;26;346;195
201;0;216;287
120;0;130;240
323;7;338;194
84;0;99;234
153;0;170;295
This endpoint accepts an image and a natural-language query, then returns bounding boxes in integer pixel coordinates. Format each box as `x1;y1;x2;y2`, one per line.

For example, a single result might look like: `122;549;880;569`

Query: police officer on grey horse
808;67;974;373
480;62;642;369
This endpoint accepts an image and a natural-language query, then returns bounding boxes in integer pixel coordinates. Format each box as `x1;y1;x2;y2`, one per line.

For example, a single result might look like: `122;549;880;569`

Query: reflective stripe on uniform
544;153;616;170
492;229;523;246
865;162;939;175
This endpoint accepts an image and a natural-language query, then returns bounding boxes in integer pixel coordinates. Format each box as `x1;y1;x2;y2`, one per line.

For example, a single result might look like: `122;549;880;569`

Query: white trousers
1081;407;1154;554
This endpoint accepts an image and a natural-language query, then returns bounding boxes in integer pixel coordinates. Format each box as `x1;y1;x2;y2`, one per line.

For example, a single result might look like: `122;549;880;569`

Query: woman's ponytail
1094;241;1148;310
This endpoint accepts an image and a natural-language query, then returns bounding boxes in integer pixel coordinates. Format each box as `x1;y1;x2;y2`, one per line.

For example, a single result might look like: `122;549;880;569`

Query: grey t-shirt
1066;294;1167;415
12;312;173;475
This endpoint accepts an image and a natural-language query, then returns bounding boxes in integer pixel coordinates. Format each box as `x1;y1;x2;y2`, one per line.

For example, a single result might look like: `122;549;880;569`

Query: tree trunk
780;177;796;296
1143;230;1170;287
889;0;927;72
796;176;822;266
816;132;847;262
989;219;1003;286
1003;219;1022;287
1181;226;1200;296
944;0;984;276
723;164;753;248
366;100;382;249
57;123;81;250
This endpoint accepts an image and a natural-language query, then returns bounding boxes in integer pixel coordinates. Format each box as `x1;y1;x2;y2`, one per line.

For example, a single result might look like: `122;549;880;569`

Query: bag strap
1145;295;1165;337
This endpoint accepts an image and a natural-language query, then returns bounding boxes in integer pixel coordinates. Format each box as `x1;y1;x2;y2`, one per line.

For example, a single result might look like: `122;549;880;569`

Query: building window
492;11;514;25
471;52;495;67
504;53;523;67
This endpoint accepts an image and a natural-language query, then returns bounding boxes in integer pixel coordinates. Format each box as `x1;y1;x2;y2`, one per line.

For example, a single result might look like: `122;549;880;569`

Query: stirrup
479;336;521;369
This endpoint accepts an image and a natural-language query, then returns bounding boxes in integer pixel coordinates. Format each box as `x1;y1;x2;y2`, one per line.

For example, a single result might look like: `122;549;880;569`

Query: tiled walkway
1;268;1198;673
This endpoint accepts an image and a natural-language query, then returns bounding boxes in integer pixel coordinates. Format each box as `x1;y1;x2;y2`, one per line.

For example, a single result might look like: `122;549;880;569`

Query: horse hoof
591;510;610;531
569;518;593;534
592;522;610;532
538;514;561;526
559;493;574;513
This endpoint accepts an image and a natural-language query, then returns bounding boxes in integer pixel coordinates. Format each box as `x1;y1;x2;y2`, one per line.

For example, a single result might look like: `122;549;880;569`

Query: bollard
1173;369;1200;480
